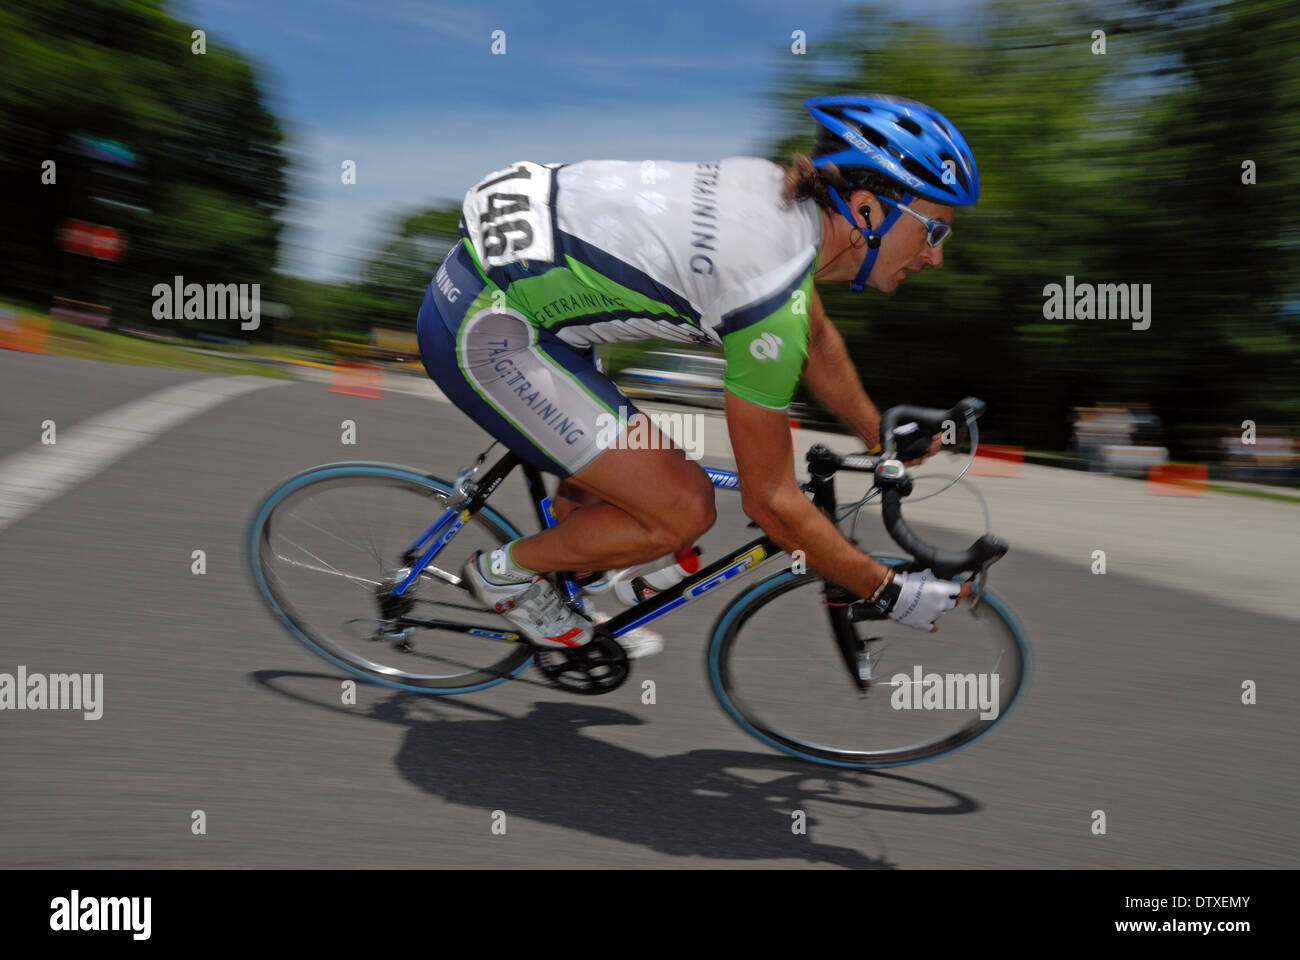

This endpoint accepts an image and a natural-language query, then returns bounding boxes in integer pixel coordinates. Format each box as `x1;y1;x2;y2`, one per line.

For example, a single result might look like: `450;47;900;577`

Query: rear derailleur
373;569;417;650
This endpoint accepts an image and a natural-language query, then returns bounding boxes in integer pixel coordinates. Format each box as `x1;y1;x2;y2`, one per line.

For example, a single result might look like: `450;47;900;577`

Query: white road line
0;375;286;532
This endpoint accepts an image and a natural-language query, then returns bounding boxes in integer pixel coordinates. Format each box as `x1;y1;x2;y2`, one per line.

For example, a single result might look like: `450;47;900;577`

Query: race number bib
461;161;557;268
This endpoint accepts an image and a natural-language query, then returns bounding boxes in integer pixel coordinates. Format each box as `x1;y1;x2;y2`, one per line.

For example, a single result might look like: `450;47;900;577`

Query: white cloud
326;0;486;44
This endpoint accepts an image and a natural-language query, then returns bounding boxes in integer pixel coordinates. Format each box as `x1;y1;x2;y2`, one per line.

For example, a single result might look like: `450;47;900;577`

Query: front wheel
249;462;534;694
706;558;1028;768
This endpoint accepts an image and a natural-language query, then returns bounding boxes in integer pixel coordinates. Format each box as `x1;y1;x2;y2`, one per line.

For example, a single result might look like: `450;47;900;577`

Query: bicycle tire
706;559;1028;768
249;461;533;694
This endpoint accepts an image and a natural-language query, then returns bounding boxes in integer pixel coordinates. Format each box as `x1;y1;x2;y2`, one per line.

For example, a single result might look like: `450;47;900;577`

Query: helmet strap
827;187;913;292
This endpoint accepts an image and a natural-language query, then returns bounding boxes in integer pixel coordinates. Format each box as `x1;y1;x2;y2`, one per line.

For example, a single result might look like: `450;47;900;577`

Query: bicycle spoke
253;467;531;691
303;503;386;570
272;534;380;592
272;554;383;588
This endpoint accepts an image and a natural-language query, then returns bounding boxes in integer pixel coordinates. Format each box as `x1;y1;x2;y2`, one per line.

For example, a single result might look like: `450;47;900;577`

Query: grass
47;319;291;378
1204;482;1300;504
1;300;293;379
5;300;430;380
241;341;335;366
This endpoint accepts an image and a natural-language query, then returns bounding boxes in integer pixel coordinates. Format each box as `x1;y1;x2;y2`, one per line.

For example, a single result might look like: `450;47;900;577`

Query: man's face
852;192;954;294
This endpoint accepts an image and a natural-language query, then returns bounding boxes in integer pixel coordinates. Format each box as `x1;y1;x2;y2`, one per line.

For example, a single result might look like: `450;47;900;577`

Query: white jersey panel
554;157;821;341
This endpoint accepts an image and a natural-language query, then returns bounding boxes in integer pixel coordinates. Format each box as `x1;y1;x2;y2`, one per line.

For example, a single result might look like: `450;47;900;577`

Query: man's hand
903;432;944;467
892;422;944;466
863;568;972;632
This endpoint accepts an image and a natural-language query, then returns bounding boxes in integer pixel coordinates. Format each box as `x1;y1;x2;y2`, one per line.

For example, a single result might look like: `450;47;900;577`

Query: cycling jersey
460;158;820;408
417;157;821;476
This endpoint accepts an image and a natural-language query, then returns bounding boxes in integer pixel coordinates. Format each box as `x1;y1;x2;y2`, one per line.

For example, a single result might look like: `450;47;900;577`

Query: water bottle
612;546;702;605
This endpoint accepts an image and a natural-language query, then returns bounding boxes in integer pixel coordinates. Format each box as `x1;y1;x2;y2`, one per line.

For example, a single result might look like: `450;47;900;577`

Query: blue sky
184;0;966;280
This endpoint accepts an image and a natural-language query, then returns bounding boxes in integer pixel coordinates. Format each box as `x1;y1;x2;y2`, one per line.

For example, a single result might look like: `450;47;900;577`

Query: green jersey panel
721;266;813;410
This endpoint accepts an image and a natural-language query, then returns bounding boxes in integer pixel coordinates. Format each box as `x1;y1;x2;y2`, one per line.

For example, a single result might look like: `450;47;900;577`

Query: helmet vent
894;116;923;136
900;157;946;193
937;152;970;191
853;122;889;148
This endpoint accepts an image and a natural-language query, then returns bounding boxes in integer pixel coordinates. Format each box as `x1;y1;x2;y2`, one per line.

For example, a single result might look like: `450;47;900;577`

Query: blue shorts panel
416;242;639;478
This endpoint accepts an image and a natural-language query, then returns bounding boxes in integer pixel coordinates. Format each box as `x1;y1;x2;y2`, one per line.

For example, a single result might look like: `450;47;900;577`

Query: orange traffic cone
1146;463;1207;496
330;360;383;399
0;310;49;354
971;444;1023;478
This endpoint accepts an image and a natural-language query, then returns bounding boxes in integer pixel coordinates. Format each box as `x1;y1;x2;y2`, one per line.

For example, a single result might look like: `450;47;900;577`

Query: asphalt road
1;350;1296;868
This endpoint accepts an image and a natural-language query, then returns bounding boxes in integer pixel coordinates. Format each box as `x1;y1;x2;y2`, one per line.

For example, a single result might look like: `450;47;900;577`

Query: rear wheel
250;462;533;693
707;558;1027;768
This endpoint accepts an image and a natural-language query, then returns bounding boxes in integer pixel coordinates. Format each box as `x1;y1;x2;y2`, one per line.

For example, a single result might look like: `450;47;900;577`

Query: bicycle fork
807;451;877;695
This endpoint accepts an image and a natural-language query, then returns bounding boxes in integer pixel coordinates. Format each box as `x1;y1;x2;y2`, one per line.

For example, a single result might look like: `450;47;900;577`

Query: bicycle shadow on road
253;670;980;869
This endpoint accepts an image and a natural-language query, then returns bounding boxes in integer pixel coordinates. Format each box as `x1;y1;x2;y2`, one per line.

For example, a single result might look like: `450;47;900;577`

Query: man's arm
725;390;892;597
802;286;942;461
717;267;887;595
801;285;883;450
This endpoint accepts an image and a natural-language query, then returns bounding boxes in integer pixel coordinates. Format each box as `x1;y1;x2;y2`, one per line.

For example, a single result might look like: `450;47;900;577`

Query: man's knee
665;470;715;551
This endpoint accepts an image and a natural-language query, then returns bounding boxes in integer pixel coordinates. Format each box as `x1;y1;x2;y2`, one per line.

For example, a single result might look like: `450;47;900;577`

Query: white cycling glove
886;568;962;629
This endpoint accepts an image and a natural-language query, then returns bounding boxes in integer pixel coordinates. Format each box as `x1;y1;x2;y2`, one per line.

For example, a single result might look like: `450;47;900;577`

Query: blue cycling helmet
803;94;979;290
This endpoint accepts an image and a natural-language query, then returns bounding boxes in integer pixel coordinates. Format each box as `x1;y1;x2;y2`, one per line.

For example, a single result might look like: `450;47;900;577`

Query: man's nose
922;243;944;268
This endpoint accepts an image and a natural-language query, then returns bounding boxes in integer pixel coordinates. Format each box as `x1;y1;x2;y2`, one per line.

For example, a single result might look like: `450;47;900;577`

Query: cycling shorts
416;240;637;477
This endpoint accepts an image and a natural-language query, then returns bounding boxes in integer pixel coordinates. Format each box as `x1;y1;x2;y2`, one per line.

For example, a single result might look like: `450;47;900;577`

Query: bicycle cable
907;415;980;504
839;415;986;543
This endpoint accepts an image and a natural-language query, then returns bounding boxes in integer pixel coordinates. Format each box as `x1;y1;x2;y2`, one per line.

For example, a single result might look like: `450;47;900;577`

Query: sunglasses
876;195;952;247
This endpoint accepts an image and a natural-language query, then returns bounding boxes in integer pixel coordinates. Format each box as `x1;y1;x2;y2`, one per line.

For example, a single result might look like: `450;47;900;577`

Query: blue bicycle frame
387;450;779;641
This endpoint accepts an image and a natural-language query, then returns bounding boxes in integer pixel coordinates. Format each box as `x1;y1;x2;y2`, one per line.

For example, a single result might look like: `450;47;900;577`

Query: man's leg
511;413;715;574
552;477;597;523
550;478;600;578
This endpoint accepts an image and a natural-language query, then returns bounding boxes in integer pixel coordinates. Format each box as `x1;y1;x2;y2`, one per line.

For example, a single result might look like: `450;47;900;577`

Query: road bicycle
249;397;1027;768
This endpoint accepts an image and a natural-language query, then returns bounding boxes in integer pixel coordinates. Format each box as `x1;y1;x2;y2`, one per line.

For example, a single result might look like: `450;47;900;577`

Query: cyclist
416;93;978;659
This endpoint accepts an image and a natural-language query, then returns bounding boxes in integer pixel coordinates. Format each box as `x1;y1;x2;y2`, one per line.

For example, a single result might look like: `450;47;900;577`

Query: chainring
532;633;630;695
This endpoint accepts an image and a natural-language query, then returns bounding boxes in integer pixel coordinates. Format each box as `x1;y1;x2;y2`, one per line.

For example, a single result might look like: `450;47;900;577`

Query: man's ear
849;190;878;228
851;191;882;248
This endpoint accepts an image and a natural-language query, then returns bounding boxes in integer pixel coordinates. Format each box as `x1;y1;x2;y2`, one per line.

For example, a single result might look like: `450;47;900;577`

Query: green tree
0;0;287;335
348;206;464;331
764;0;1299;454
